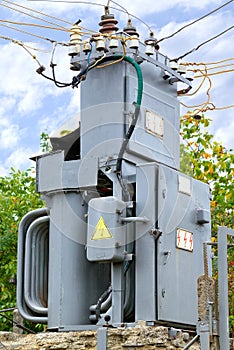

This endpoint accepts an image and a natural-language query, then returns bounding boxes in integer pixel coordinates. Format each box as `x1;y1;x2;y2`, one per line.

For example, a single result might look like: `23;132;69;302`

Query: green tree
0;168;43;330
180;112;234;336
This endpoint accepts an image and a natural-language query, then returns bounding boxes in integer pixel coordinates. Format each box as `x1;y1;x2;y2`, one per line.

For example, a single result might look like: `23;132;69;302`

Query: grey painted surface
17;45;215;331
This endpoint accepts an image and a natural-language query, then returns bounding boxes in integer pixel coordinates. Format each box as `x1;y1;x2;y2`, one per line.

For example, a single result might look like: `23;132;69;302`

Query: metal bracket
97;327;107;350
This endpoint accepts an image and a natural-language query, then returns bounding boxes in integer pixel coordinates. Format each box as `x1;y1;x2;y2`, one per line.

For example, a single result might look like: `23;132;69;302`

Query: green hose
121;55;143;108
113;55;143;173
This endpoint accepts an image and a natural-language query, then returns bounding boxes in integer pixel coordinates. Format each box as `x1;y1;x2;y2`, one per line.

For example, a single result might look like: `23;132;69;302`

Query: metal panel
135;163;158;321
125;62;180;169
157;165;211;325
87;197;127;262
37;152;98;193
46;191;110;329
218;226;234;350
80;63;126;159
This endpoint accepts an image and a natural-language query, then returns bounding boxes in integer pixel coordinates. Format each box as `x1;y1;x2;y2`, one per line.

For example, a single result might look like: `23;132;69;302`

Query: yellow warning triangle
91;216;112;240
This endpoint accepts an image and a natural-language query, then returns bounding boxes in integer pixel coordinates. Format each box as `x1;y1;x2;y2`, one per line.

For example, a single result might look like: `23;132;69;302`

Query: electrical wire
0;312;36;334
157;0;234;43
86;41;93;74
184;58;234;66
0;19;70;32
3;0;72;26
0;34;42;65
0;32;72;87
88;52;106;69
96;54;124;68
195;68;234;78
1;0;95;35
0;22;66;45
0;1;68;31
173;26;234;61
204;63;234;71
27;0;152;31
0;34;49;52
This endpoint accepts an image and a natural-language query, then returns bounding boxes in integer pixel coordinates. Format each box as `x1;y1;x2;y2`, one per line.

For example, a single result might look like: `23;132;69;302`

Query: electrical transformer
17;11;212;331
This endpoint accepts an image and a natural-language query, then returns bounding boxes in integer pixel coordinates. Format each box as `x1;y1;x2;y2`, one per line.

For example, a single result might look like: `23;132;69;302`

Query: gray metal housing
17;44;212;331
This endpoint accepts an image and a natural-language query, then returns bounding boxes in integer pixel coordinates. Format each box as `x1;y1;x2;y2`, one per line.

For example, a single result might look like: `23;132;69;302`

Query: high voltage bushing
99;14;119;34
123;19;139;49
68;24;82;56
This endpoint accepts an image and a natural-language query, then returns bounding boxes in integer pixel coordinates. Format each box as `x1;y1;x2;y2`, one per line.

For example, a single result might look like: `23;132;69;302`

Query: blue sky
0;0;233;175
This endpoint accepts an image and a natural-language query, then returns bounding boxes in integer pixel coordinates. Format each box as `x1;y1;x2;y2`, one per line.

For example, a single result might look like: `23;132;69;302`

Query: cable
0;1;68;32
0;307;17;312
0;22;66;45
3;0;72;26
35;42;72;88
3;0;95;34
0;35;43;66
96;54;124;68
158;0;234;43
0;34;49;52
27;0;152;31
0;312;36;334
195;68;234;78
116;56;143;174
173;26;234;61
0;19;70;32
85;41;93;74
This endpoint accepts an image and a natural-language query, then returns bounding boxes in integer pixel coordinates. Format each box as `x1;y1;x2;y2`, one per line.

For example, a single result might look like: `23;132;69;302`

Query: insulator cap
123;22;139;37
144;37;160;51
99;14;118;34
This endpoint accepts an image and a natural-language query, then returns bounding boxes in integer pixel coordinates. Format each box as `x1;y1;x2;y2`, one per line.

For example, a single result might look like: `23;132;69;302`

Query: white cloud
0;0;233;178
5;147;35;170
114;0;223;17
0;163;8;177
0;124;23;149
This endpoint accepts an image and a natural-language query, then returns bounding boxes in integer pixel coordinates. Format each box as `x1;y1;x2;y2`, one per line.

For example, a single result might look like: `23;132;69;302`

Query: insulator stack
69;24;82;56
99;14;119;34
92;33;106;51
144;32;159;56
123;19;139;49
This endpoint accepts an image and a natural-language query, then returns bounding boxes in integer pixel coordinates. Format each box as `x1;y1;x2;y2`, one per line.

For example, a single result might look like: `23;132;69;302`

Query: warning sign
176;228;193;252
91;216;112;240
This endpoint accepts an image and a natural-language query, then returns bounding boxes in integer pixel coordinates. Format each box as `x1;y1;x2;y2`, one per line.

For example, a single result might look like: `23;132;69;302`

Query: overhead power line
2;0;73;26
172;26;234;61
158;0;234;43
27;0;152;31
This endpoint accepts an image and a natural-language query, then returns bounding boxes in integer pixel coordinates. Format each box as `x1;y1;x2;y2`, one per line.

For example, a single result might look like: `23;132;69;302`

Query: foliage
0;168;43;331
180;112;234;336
40;132;52;153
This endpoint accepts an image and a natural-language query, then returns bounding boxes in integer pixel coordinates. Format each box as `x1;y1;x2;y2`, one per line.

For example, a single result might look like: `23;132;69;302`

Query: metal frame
218;226;234;350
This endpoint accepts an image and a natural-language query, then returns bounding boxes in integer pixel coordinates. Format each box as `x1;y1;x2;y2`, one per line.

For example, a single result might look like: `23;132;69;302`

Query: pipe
17;208;49;323
183;334;199;350
24;216;49;315
120;216;149;223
